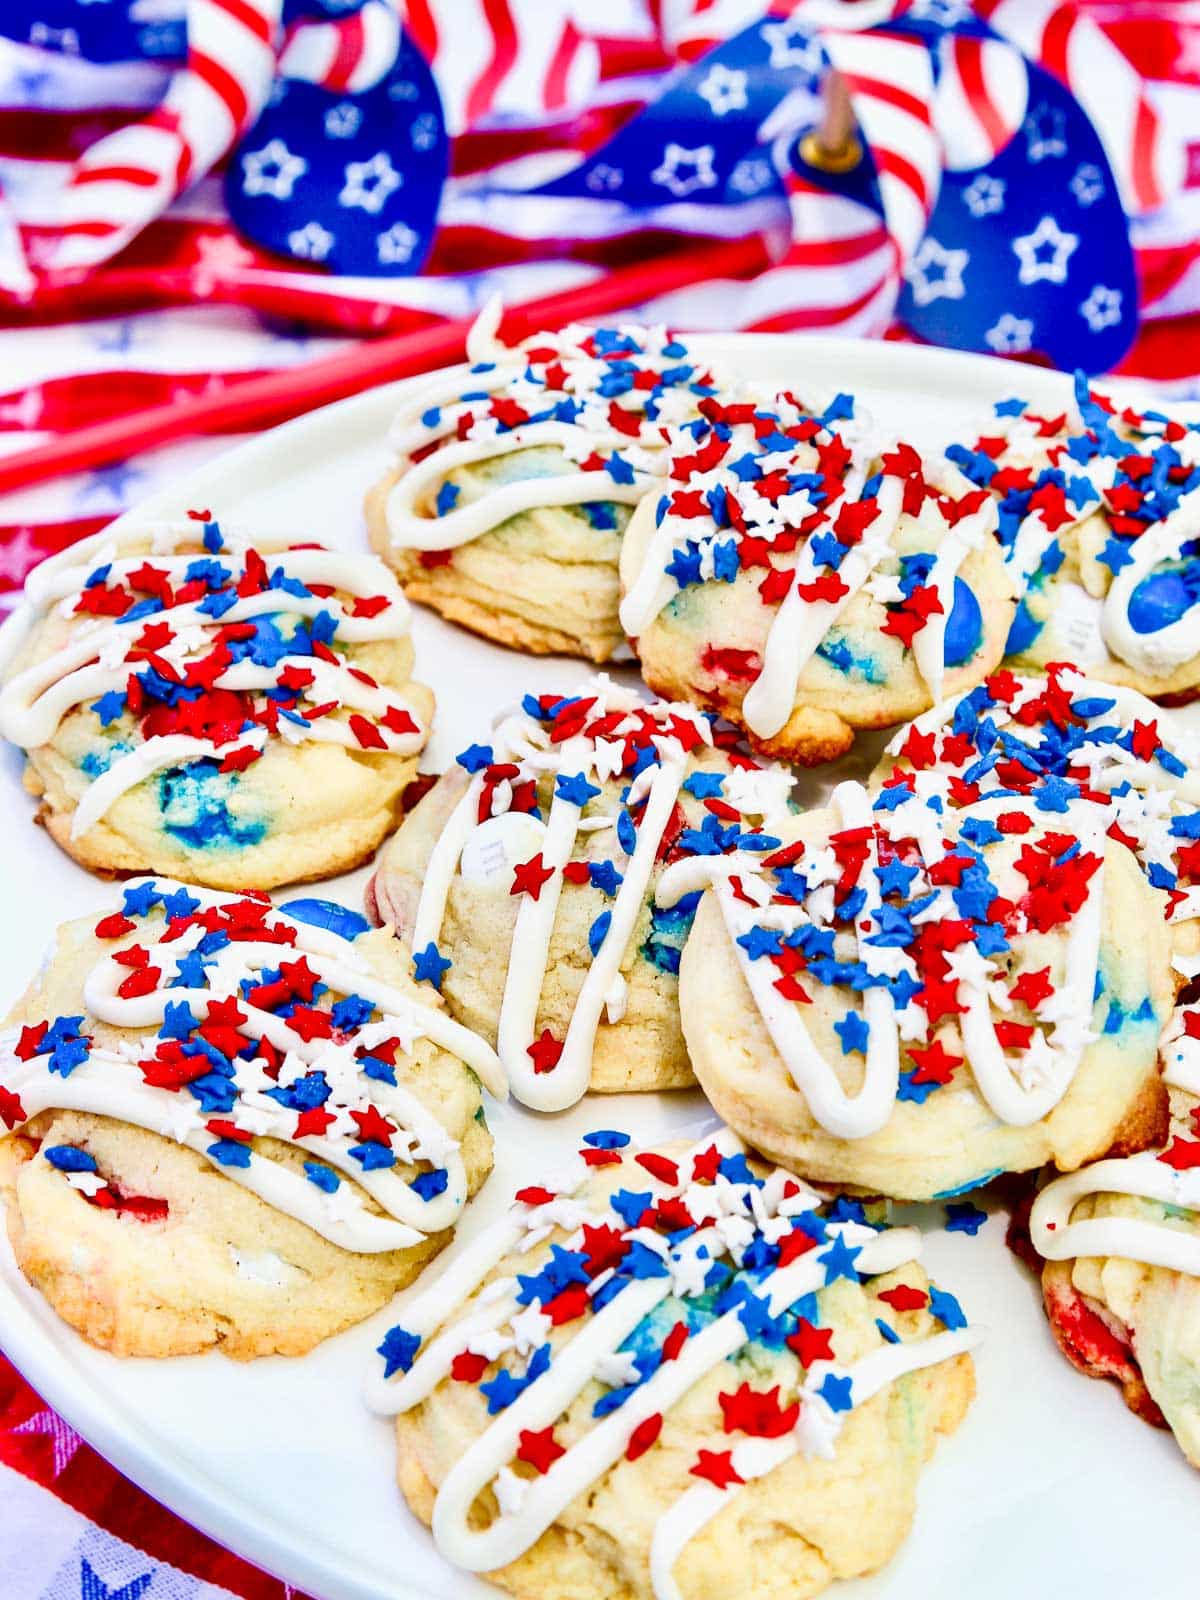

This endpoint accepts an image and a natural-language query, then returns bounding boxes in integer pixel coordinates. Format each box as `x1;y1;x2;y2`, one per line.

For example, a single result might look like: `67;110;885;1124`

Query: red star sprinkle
294;1107;337;1139
718;1383;799;1439
350;1105;395;1147
516;1427;565;1475
877;1284;928;1312
691;1144;722;1183
635;1152;679;1186
94;913;136;939
689;1450;744;1489
661;1322;689;1362
1009;968;1054;1010
1159;1138;1200;1171
625;1413;663;1461
0;1086;26;1129
527;1029;564;1074
15;1023;48;1060
450;1350;490;1382
786;1319;835;1367
511;853;555;900
906;1038;964;1085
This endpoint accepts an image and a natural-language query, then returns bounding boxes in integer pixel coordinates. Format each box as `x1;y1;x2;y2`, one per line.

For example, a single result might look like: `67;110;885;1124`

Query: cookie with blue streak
618;391;1015;766
0;882;501;1359
365;306;725;662
0;517;433;891
1026;987;1200;1468
368;1129;977;1600
667;777;1172;1201
874;662;1200;963
366;679;795;1109
947;379;1200;698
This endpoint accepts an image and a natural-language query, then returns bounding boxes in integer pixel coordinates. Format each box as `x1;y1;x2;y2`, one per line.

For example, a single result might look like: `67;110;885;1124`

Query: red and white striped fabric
978;0;1186;213
933;30;1028;171
44;0;280;274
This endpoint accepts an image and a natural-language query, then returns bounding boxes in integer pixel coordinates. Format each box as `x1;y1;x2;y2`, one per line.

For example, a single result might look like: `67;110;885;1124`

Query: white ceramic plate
0;336;1194;1600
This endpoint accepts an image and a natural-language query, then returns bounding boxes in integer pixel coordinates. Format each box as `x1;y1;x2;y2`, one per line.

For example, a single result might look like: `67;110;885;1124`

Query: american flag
0;0;1197;607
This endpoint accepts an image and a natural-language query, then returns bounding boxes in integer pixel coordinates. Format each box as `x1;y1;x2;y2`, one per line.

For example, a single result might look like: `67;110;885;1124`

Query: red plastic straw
0;237;769;496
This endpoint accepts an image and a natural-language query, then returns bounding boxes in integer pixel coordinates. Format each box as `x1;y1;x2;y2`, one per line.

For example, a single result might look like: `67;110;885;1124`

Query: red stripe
405;0;438;65
450;101;640;176
839;70;931;129
781;227;889;268
191;48;252;131
465;0;521;125
874;147;931;212
1136;240;1200;309
324;12;366;93
954;37;1010;155
1039;5;1076;85
210;0;274;48
0;109;133;162
71;165;163;190
1114;312;1200;381
0;520;110;591
1131;95;1164;213
749;277;889;334
543;20;582;112
0;369;278;434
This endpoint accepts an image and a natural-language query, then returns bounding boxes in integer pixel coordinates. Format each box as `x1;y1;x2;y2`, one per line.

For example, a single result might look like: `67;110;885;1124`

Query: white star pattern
0;524;44;585
377;221;420;266
907;0;972;21
29;23;79;51
1024;104;1066;162
904;237;969;307
339;151;402;214
696;63;749;117
1070;162;1105;207
241;137;307;201
411;112;440;152
585;163;623;193
13;1407;84;1475
1080;284;1123;331
1012;214;1078;285
388;77;418;102
287;221;335;261
985;313;1035;355
728;156;773;197
963;175;1005;219
760;20;825;79
324;102;362;139
650;142;718;198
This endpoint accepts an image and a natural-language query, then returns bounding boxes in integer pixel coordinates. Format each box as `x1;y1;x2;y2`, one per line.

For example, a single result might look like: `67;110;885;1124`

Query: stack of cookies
1;311;1198;1600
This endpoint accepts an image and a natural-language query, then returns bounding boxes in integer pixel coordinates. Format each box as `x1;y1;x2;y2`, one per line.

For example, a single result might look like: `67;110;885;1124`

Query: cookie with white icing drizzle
0;880;500;1359
0;515;433;890
947;377;1200;697
874;662;1200;961
617;390;1016;766
667;776;1172;1200
365;304;724;662
369;1128;978;1600
1026;987;1200;1468
367;677;796;1111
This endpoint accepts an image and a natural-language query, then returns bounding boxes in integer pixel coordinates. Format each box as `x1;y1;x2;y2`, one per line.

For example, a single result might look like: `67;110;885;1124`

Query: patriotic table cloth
0;2;1199;1597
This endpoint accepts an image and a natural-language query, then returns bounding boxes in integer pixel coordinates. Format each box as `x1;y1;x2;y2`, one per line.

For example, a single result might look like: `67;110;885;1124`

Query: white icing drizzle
619;406;998;741
1030;1054;1200;1277
407;679;791;1113
657;782;1109;1137
971;396;1200;675
0;878;505;1253
0;522;426;838
383;312;714;552
368;1131;979;1590
647;1326;975;1600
